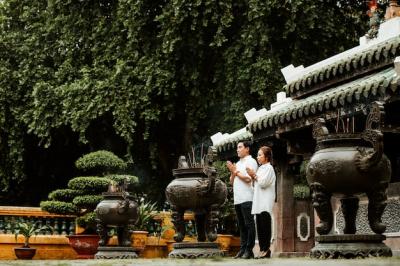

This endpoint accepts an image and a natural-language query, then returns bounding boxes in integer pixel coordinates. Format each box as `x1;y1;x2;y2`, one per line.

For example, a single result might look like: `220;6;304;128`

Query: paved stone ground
0;258;399;266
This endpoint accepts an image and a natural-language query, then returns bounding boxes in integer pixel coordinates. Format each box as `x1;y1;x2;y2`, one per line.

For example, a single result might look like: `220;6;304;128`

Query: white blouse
251;162;276;215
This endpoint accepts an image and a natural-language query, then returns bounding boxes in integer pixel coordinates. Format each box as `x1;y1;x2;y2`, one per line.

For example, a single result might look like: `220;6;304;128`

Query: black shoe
265;249;271;258
241;250;254;259
233;250;245;259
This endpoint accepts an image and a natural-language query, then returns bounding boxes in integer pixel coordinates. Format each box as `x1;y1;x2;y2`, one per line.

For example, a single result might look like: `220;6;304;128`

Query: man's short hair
238;140;252;149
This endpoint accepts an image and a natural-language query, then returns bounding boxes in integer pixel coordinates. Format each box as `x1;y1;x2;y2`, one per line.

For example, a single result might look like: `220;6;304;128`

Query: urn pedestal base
310;234;392;259
95;246;138;259
168;242;224;258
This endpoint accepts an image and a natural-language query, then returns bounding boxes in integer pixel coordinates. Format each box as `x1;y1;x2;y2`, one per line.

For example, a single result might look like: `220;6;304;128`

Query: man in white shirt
226;141;258;259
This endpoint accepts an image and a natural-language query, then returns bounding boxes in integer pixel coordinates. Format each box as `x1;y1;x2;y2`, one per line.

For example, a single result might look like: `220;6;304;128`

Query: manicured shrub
48;189;83;202
68;177;110;193
40;150;137;234
75;150;127;174
72;195;104;209
40;201;78;215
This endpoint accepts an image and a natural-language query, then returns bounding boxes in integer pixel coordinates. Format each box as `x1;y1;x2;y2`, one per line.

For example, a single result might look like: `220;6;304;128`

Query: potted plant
40;150;139;259
132;200;157;252
12;222;52;259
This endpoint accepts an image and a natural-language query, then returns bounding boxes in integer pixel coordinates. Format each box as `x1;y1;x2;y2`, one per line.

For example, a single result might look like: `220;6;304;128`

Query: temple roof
212;17;400;154
214;128;252;153
249;67;399;134
214;66;400;152
284;36;400;99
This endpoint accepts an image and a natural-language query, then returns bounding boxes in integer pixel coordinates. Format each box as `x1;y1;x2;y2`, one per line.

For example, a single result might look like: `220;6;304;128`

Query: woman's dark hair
259;146;273;162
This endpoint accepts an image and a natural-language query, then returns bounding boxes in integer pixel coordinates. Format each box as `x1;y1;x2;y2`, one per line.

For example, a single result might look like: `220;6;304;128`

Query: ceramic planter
14;247;36;259
132;231;148;252
67;234;100;259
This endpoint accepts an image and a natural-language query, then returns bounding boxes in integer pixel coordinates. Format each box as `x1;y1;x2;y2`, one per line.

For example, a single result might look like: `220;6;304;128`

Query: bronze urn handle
197;147;218;195
355;101;385;171
312;118;330;139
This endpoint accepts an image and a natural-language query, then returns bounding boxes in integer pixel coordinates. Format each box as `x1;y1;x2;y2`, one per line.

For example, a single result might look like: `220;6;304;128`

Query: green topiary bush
40;150;138;234
68;177;110;193
75;150;127;175
72;195;104;209
40;201;78;215
48;189;83;202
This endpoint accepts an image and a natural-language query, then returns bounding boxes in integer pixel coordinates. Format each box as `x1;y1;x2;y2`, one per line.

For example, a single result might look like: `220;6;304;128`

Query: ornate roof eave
214;130;253;153
284;36;400;99
249;67;400;135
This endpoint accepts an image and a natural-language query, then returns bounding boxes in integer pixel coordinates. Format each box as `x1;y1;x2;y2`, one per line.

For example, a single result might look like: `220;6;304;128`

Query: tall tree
0;0;368;204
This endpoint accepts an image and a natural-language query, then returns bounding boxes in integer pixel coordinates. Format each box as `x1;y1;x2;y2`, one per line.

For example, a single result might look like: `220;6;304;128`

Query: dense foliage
0;0;368;204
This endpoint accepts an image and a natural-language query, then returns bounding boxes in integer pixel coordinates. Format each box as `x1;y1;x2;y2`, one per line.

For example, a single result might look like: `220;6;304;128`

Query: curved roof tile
249;67;399;133
284;37;400;97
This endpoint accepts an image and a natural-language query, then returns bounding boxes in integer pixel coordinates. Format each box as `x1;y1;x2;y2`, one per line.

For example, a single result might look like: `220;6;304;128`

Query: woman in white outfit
246;146;276;259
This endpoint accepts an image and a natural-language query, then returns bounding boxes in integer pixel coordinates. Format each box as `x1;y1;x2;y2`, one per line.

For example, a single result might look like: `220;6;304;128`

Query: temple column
274;154;295;256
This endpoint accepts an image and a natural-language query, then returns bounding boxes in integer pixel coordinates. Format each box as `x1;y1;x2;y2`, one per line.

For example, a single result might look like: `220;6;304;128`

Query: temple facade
211;6;400;257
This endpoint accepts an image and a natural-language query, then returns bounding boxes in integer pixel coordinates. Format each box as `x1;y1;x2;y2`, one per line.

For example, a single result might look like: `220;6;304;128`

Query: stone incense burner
306;101;392;258
94;180;138;259
165;147;227;258
166;147;227;243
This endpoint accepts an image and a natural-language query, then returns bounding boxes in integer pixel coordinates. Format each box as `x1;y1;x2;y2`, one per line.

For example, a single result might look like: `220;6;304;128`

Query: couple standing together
226;141;276;259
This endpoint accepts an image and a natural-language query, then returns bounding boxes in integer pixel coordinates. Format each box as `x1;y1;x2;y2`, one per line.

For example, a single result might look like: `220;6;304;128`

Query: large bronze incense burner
94;179;138;259
307;101;392;258
165;147;227;258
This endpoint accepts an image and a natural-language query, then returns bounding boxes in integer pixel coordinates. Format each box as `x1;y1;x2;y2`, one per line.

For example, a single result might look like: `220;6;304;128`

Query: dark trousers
256;211;272;252
235;201;255;253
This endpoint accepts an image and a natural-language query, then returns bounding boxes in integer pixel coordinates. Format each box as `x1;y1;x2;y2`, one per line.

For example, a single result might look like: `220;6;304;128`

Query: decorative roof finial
366;1;381;40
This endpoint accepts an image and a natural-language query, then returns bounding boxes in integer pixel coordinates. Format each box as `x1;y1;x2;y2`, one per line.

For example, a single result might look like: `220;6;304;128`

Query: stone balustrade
0;207;231;259
0;206;76;235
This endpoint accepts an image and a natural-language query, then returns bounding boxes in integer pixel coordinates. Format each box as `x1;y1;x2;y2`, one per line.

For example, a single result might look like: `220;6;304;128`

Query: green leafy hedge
40;201;78;215
48;189;83;202
68;177;110;193
72;195;104;209
75;150;127;174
